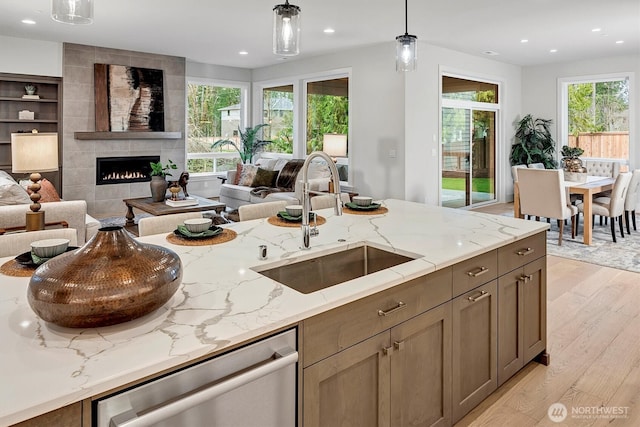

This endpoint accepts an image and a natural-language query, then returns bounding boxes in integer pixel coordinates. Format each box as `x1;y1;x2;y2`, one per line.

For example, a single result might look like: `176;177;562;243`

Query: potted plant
211;124;271;164
509;114;557;169
149;159;177;202
561;145;587;182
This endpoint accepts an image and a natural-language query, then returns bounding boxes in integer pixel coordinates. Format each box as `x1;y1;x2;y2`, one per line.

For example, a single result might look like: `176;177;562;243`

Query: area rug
541;217;640;273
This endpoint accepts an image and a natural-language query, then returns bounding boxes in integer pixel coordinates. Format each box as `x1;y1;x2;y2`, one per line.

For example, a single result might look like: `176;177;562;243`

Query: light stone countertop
0;199;548;426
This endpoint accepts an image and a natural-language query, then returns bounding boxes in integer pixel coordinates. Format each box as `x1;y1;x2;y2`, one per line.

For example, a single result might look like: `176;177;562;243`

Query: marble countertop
0;199;547;426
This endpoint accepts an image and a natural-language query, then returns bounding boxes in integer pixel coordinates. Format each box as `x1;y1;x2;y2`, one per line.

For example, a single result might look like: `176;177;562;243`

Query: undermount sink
254;244;419;294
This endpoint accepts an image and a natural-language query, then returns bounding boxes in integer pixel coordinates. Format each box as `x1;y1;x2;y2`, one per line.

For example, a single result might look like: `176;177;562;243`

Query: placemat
166;228;237;246
267;215;326;228
344;206;389;215
0;259;35;277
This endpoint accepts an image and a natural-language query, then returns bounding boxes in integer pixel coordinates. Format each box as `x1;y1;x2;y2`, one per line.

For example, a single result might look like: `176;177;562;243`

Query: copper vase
27;226;182;328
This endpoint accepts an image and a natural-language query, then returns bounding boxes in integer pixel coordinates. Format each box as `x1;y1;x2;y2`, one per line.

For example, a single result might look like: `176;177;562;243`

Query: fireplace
96;156;160;185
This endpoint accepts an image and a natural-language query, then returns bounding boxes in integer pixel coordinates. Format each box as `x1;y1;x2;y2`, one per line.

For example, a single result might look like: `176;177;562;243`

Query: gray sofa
219;158;332;210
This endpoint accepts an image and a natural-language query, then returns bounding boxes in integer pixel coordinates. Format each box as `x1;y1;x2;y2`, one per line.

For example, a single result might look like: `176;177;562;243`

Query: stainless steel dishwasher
96;329;297;427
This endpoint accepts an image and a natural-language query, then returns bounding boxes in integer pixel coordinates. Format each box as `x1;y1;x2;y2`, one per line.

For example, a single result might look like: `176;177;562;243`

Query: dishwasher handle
110;348;298;427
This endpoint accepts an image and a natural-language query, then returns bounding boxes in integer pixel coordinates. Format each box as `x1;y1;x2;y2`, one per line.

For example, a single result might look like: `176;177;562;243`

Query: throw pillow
251;168;279;187
27;178;61;203
0;172;31;206
232;163;244;185
237;164;259;186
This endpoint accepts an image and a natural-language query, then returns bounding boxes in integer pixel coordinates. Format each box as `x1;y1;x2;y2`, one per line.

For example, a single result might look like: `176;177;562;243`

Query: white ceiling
1;0;638;69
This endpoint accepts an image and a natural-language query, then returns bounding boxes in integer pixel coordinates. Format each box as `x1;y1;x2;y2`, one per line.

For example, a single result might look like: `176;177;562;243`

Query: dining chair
0;228;78;258
517;168;577;245
238;200;289;221
310;193;351;210
576;172;632;243
623;169;640;233
585;160;620;178
137;212;203;236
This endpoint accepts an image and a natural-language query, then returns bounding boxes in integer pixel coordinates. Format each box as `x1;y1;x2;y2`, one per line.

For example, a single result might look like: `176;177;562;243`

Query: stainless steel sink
254;244;418;294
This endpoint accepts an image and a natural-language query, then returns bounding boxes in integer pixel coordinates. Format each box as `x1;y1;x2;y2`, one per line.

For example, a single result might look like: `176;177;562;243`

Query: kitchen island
0;199;548;426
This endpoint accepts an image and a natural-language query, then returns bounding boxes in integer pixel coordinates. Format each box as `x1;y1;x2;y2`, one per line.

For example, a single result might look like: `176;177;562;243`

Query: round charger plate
1;259;35;277
345;202;382;211
166;228;237;246
268;215;326;228
15;246;80;267
344;206;389;215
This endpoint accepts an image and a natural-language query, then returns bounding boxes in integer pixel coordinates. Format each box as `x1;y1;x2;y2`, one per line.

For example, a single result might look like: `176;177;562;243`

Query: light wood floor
455;204;640;426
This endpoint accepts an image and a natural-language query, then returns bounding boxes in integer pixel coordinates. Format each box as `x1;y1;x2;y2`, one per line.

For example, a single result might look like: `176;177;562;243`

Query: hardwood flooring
456;204;640;426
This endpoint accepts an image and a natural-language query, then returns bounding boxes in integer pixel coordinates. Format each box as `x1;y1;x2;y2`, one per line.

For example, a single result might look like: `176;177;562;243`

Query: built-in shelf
74;131;183;140
0;97;58;103
0;119;58;123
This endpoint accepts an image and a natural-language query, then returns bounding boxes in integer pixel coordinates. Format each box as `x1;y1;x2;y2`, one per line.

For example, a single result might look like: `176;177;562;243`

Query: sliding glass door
441;76;498;208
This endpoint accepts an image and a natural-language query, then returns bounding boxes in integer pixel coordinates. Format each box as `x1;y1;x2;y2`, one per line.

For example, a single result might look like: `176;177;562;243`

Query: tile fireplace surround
61;43;186;219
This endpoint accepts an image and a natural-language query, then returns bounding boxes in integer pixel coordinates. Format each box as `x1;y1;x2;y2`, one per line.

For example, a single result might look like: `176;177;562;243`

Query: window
305;77;349;155
263;85;294;154
561;76;630;165
186;80;247;174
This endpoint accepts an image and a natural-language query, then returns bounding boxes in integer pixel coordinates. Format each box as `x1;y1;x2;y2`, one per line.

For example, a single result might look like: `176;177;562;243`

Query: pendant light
395;0;417;71
273;0;301;56
51;0;93;25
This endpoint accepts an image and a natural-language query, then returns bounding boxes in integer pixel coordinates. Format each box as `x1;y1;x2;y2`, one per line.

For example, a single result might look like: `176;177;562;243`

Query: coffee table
123;195;226;227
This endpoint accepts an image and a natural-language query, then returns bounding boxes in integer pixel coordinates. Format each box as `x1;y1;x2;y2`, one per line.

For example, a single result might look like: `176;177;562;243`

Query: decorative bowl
285;205;303;217
352;196;373;207
30;238;70;258
184;218;212;233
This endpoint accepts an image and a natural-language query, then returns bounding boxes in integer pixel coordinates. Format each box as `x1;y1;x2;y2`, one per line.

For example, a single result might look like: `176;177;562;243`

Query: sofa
219;158;333;210
0;170;100;244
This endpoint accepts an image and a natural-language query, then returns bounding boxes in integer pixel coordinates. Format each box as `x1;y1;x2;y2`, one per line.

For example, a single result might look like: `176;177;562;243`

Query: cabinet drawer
303;267;452;367
498;232;546;275
452;250;497;297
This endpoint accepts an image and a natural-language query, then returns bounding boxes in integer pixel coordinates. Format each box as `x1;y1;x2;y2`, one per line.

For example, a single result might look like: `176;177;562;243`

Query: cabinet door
522;256;547;362
303;332;391;427
452;280;498;423
497;269;524;386
390;302;452;427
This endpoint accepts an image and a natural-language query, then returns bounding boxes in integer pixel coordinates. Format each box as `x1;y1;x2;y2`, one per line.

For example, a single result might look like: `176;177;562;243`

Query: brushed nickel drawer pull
377;301;407;317
516;247;534;256
468;290;489;302
467;266;489;277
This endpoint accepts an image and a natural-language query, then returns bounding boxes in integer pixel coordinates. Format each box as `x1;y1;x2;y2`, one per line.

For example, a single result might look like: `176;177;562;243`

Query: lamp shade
273;1;301;56
51;0;93;25
322;134;348;158
11;133;59;173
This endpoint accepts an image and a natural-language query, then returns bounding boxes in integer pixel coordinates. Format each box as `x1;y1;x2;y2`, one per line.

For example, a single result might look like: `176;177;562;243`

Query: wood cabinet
451;280;498;423
0;73;63;190
11;402;83;427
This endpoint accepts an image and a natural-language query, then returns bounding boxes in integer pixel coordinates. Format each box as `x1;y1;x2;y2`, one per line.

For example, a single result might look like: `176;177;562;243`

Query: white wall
253;43;405;200
0;36;63;77
522;54;640;168
405;43;523;205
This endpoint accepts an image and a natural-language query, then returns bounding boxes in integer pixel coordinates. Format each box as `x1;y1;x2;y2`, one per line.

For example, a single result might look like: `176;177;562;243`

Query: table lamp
11;132;59;231
322;134;347;162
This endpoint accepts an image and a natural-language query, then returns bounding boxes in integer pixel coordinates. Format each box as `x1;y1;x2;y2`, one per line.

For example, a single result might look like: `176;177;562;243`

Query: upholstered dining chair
0;228;78;258
517;168;577;245
576;172;632;243
238;200;289;221
137;212;203;237
310;193;351;210
585;160;621;178
623;169;640;233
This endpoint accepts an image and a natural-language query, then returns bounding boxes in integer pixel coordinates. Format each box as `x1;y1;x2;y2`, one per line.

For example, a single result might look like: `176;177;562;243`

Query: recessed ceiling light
483;50;499;56
550;49;558;53
21;19;36;25
616;40;624;44
592;28;601;32
323;28;335;34
239;51;249;55
520;39;528;43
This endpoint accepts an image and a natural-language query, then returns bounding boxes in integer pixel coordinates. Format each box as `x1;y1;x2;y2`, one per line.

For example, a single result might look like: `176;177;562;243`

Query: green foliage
510;114;557;169
187;84;241;139
568;80;629;135
211;124;271;164
560;145;584;159
306;93;349;154
150;159;177;177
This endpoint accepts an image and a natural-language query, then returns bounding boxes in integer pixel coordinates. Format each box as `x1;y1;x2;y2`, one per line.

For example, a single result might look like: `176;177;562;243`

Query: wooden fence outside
567;132;629;159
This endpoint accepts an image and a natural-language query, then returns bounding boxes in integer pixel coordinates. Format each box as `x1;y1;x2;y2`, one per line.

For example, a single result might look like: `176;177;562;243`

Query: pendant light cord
404;0;409;36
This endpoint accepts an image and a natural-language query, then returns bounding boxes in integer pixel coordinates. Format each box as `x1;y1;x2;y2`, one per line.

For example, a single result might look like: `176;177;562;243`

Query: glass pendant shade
396;34;418;72
273;1;301;56
51;0;93;25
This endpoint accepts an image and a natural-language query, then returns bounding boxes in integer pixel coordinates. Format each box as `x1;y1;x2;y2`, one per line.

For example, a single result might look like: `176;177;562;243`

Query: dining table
514;175;615;246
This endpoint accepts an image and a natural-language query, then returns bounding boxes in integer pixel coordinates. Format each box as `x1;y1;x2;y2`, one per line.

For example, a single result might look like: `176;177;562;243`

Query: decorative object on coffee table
178;171;190;197
149;159;177;202
27;226;182;328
